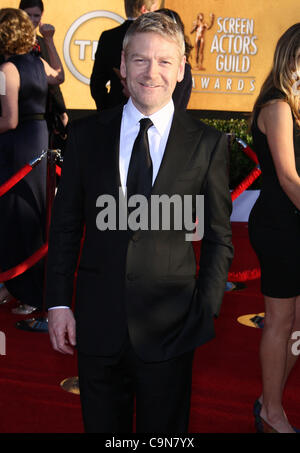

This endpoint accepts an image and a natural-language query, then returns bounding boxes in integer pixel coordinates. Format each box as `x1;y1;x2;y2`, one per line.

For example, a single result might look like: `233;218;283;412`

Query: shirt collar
124;97;175;136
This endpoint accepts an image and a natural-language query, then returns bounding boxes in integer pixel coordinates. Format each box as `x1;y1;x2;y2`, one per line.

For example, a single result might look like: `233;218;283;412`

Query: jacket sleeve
46;123;85;309
197;131;234;317
90;32;110;110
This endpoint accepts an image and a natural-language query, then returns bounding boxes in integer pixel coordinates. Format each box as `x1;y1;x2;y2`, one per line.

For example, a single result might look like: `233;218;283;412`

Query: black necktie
126;118;153;201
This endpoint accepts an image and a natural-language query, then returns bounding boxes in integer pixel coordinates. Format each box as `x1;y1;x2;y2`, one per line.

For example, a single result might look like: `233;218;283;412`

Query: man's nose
145;60;159;78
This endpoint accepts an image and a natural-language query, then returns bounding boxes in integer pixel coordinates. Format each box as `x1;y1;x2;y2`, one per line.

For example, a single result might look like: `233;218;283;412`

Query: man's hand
48;308;76;355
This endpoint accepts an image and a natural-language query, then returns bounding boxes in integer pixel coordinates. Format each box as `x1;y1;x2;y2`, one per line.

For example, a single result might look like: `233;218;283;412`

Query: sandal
11;304;37;315
0;285;16;305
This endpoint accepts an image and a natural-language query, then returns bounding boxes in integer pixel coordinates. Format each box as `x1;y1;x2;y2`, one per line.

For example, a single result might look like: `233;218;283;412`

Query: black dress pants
77;337;195;433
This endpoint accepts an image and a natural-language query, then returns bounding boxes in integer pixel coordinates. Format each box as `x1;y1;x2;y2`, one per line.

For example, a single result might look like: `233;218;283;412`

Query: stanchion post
42;150;59;312
16;149;61;332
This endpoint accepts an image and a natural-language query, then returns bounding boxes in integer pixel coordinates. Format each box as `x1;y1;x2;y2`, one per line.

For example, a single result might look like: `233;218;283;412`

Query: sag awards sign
168;0;300;112
3;0;300;111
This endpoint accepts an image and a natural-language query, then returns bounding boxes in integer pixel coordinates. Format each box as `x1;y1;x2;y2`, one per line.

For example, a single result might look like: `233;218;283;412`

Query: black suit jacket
90;20;133;110
46;106;234;362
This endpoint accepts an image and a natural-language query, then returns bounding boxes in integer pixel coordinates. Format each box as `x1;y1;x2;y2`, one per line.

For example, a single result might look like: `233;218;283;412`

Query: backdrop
2;0;299;112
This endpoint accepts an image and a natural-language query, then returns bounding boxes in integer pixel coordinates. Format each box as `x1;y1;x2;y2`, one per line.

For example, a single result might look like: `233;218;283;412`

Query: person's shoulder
0;57;22;75
260;87;291;117
261;99;292;126
70;105;123;131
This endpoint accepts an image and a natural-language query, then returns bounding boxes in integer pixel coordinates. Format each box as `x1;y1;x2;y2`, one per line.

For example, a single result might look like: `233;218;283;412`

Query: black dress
248;88;300;298
0;53;48;309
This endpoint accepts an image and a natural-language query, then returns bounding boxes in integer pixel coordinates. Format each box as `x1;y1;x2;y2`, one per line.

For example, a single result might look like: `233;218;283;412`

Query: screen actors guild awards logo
190;13;215;70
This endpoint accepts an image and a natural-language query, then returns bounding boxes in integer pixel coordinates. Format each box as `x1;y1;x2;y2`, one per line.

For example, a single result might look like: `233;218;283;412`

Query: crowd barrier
0;137;261;332
0;149;62;332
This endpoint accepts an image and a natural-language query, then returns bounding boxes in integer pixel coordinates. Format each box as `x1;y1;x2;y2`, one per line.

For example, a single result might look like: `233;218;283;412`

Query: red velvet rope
240;144;259;165
0;153;50;282
228;140;261;281
0;164;32;198
228;268;261;282
56;165;61;177
231;166;262;202
0;244;48;282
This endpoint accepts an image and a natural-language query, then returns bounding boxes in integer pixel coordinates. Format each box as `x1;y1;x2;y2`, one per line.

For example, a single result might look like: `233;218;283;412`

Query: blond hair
0;8;35;56
124;0;159;18
252;23;300;127
123;11;185;58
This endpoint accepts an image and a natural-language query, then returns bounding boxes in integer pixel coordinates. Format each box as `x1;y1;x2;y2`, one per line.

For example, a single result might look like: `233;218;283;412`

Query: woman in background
248;23;300;433
19;0;68;148
0;8;64;314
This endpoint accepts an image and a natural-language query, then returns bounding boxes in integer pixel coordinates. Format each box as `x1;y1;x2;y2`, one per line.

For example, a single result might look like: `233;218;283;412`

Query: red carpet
0;222;299;433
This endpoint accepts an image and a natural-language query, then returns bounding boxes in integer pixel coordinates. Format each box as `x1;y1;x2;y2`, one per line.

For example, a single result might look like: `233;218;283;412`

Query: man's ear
120;50;126;79
177;55;186;83
139;5;147;14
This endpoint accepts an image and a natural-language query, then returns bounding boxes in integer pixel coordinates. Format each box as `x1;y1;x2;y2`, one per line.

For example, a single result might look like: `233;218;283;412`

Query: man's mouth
140;82;159;88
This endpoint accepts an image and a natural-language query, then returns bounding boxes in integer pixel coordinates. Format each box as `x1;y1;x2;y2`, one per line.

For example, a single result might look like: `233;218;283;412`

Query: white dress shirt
50;98;175;310
119;97;174;193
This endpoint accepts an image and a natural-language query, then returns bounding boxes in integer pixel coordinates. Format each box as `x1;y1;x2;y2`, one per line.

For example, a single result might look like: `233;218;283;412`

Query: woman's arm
258;100;300;210
39;23;65;85
0;62;19;133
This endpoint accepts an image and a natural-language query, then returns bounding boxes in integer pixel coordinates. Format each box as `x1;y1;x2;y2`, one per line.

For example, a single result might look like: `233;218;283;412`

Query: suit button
127;273;136;281
131;233;140;242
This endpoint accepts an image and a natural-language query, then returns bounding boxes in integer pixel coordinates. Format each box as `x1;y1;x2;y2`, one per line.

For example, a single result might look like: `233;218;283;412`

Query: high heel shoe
11;304;37;315
253;399;300;433
259;416;279;433
253;399;263;432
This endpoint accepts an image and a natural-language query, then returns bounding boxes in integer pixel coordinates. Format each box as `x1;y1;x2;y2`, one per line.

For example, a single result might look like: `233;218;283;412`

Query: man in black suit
90;0;160;110
47;12;233;433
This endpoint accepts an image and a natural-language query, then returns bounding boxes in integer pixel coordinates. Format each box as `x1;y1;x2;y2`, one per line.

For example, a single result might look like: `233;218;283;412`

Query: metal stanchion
237;312;265;329
16;149;62;332
60;376;80;395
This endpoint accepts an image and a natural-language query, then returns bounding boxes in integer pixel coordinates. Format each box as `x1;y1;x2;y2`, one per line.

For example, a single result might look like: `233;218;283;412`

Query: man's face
23;6;42;29
148;1;160;12
120;32;185;115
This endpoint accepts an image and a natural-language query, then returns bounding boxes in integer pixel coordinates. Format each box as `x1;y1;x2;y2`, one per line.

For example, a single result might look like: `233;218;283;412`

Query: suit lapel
152;111;204;195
